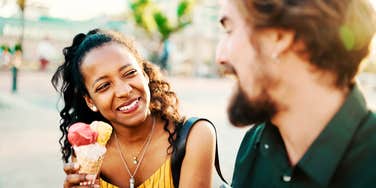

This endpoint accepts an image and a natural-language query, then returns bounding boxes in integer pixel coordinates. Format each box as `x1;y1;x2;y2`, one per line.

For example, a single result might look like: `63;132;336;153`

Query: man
216;0;376;187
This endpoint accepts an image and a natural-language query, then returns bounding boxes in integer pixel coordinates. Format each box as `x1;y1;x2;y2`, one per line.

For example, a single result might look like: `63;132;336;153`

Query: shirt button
282;175;292;182
264;144;269;149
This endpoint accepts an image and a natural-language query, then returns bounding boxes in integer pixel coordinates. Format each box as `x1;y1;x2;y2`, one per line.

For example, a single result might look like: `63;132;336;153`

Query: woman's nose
114;82;132;98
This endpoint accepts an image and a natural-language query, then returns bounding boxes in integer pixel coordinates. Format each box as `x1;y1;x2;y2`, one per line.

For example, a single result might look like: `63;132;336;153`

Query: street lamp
10;0;26;93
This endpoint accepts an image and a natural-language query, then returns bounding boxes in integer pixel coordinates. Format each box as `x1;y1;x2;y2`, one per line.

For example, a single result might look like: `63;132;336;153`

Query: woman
52;29;216;188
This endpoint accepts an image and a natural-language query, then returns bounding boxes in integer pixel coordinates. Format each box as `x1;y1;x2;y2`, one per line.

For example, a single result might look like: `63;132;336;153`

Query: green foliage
175;0;193;32
130;0;154;33
129;0;196;41
14;43;22;52
1;45;9;51
153;11;172;41
177;1;189;18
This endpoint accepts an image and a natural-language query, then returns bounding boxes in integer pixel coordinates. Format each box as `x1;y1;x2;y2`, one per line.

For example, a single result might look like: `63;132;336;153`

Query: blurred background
0;0;222;76
1;0;376;187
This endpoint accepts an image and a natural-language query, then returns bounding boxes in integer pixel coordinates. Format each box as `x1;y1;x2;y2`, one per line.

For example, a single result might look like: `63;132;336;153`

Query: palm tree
129;0;196;71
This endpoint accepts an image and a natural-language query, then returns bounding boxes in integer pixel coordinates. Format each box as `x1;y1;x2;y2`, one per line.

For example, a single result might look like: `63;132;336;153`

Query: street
0;70;244;187
1;70;376;187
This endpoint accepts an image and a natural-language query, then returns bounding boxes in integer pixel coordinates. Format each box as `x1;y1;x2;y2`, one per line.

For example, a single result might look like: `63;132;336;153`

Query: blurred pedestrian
37;37;56;71
216;0;376;187
11;43;22;68
159;40;170;72
0;45;11;68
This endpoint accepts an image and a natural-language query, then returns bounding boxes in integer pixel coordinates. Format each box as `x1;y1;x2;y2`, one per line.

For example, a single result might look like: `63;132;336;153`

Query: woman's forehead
83;43;138;66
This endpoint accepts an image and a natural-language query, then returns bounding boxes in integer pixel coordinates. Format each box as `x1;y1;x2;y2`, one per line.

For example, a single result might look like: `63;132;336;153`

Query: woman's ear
84;95;98;112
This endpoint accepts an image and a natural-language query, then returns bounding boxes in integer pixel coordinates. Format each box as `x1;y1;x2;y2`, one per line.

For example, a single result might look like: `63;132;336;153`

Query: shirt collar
298;85;370;187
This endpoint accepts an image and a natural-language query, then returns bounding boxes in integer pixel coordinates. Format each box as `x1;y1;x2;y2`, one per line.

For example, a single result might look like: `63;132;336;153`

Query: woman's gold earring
92;106;98;112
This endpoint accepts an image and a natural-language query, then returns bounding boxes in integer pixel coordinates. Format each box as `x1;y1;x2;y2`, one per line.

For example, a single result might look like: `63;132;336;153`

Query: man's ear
273;28;295;58
256;28;295;59
84;95;97;112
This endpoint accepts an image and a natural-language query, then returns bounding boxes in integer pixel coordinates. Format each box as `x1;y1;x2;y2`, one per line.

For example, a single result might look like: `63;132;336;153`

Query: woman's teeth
119;99;139;111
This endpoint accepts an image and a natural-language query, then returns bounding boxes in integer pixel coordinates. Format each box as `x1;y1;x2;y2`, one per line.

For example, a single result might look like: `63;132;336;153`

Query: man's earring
92;106;98;112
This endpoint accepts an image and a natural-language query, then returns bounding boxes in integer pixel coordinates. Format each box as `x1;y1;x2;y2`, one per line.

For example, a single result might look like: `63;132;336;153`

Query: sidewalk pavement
0;71;245;187
0;88;64;187
1;70;376;187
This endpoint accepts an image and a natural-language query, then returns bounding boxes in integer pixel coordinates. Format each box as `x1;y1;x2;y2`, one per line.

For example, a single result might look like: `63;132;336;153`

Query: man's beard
228;86;277;127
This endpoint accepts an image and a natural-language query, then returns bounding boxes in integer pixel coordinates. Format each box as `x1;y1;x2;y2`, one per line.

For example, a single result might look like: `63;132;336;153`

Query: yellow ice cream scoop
90;121;113;146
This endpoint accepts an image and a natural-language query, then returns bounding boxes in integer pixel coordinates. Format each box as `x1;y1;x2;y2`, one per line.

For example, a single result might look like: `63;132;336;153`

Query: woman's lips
117;97;140;113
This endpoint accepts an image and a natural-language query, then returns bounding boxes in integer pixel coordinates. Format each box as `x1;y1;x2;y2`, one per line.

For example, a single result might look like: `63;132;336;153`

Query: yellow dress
99;158;174;188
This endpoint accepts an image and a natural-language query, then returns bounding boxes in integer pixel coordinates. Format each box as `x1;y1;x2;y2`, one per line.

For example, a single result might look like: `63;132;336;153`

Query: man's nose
215;40;227;65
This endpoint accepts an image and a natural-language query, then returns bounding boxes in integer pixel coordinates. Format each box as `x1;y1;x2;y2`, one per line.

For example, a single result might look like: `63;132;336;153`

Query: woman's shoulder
177;118;216;187
187;119;216;138
184;118;216;153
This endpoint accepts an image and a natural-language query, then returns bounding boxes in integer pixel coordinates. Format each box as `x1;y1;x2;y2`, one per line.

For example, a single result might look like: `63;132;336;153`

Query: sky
0;0;127;20
45;0;127;20
0;0;375;21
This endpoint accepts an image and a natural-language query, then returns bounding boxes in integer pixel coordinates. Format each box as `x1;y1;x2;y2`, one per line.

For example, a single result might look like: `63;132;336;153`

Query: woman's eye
95;83;109;92
123;69;138;77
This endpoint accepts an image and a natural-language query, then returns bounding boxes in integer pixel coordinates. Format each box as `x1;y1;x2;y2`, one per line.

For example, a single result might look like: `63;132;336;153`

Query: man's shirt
232;86;376;188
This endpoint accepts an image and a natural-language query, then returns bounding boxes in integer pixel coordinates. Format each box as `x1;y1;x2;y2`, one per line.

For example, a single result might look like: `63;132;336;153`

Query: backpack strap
171;117;228;187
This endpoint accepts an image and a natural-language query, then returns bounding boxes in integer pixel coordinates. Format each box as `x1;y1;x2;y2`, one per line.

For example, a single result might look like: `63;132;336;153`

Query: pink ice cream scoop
68;122;98;146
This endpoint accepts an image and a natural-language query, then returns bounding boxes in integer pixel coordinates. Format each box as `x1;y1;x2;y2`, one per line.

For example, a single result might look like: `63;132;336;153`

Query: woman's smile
116;97;141;114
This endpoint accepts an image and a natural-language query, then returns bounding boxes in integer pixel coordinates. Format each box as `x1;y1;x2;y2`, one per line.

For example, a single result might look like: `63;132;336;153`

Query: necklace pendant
130;177;135;188
133;156;138;165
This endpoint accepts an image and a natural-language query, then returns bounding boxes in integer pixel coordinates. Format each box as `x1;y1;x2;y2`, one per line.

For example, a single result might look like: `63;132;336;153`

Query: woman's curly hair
52;29;184;162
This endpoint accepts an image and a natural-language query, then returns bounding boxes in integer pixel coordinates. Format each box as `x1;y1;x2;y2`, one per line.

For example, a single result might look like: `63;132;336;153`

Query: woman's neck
111;116;156;145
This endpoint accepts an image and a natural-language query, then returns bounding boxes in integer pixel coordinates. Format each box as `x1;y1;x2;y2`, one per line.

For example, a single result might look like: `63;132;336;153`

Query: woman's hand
63;162;99;188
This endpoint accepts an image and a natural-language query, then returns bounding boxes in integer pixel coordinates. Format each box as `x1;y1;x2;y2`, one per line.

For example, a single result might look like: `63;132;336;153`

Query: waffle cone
76;154;104;175
73;143;106;175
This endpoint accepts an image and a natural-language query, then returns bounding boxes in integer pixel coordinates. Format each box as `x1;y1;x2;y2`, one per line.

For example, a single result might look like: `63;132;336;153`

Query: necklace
131;128;152;165
114;117;155;188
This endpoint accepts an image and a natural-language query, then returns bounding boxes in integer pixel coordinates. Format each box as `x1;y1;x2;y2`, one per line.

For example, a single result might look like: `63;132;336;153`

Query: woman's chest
100;139;171;187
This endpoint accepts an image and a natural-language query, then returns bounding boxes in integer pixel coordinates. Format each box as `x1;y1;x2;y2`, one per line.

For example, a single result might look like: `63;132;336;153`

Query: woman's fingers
63;162;80;174
69;185;100;188
66;185;99;188
63;162;99;188
94;178;100;185
64;174;97;188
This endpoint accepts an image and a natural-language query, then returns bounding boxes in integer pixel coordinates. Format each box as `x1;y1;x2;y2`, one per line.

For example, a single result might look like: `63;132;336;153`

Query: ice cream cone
74;143;106;173
68;121;112;185
90;121;113;146
74;143;106;185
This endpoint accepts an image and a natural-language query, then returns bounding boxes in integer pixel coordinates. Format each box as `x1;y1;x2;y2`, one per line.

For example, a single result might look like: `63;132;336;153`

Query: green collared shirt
232;86;376;188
